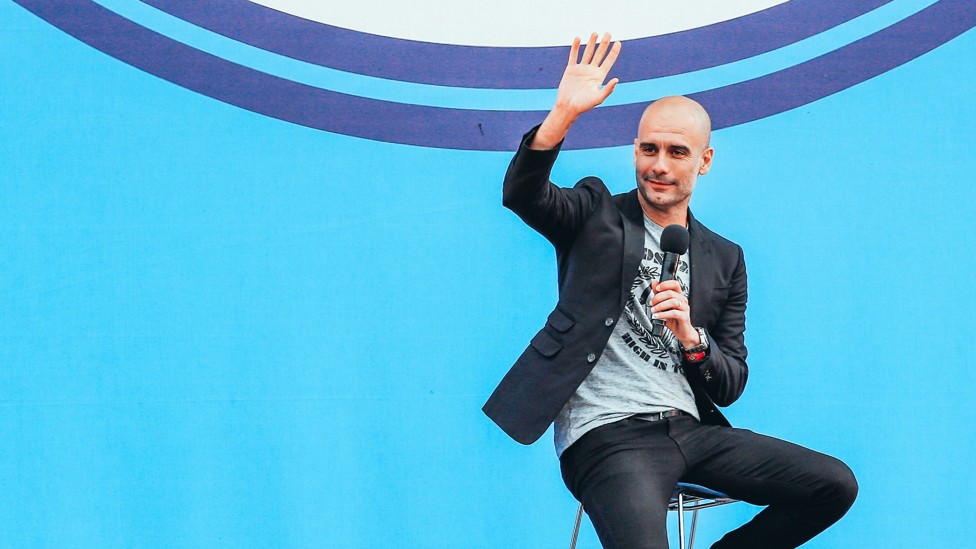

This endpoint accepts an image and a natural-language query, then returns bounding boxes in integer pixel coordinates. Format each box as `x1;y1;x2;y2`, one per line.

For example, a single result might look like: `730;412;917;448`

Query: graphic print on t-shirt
622;247;690;373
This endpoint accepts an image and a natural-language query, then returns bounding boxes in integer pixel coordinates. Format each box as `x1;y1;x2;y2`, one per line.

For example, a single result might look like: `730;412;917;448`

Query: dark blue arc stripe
12;0;976;151
574;0;976;148
141;0;892;89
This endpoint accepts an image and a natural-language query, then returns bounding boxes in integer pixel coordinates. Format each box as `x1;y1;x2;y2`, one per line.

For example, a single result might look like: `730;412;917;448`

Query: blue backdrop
2;1;975;547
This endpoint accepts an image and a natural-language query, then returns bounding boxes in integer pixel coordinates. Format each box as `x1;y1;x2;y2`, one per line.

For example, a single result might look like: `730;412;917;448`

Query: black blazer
483;128;749;445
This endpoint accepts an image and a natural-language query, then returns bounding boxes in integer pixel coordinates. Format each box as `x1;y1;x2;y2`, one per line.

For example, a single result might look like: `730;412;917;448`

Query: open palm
555;33;622;116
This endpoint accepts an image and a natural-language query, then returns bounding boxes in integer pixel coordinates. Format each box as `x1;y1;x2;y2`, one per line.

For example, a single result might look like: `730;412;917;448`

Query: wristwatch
681;327;709;361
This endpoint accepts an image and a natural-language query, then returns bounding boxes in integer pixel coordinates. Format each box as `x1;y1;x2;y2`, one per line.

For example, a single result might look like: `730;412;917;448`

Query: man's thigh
669;416;852;507
560;418;686;549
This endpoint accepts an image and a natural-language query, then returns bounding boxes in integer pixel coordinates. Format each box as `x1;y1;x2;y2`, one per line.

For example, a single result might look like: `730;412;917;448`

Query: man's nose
652;154;670;174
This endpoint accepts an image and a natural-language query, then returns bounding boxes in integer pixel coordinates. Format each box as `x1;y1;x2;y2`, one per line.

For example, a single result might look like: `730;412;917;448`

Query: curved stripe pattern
82;0;937;113
76;0;937;111
141;0;893;89
13;0;976;150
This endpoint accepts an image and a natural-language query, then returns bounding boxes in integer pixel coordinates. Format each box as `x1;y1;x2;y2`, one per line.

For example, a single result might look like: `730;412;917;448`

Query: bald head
638;96;712;150
632;96;715;225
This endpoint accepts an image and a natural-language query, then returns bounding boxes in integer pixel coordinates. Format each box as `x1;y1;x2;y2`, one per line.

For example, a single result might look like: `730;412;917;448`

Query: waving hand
531;33;622;150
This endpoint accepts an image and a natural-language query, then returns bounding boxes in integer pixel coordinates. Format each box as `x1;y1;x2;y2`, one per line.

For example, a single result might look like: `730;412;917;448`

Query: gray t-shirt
554;217;700;456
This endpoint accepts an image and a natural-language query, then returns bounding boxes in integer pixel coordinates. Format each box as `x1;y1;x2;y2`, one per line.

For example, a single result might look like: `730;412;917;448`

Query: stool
568;482;739;549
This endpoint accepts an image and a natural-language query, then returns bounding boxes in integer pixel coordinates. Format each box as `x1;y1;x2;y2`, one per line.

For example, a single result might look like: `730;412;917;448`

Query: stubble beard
637;173;688;213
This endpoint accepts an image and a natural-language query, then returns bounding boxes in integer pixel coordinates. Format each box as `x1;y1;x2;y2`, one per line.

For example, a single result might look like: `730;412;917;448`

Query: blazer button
587;353;597;363
605;318;614;326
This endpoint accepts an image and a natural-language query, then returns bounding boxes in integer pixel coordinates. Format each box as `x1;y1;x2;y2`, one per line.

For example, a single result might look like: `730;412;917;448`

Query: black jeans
559;416;857;549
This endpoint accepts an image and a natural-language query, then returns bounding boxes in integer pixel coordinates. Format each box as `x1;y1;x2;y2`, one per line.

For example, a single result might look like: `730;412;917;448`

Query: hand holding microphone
649;225;697;347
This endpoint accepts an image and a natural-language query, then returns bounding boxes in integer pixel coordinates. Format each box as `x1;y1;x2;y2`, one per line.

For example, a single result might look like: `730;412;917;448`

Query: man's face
633;105;713;216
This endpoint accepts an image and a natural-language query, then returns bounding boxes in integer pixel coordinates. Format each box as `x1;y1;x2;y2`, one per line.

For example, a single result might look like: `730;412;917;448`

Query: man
483;33;857;548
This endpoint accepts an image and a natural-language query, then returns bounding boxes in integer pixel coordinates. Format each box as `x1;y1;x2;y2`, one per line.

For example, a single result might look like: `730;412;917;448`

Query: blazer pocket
530;329;563;357
546;307;576;332
711;285;732;302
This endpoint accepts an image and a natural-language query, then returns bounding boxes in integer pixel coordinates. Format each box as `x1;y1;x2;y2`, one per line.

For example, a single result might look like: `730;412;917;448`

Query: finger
580;33;598;64
652;295;688;311
655;279;682;293
650;309;689;322
651;283;683;299
568;36;582;65
599;40;622;70
651;290;678;306
598;78;619;102
651;292;688;309
592;32;612;66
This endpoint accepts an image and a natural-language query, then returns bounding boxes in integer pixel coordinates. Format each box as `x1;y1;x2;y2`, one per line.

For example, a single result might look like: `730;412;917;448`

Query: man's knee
819;457;858;518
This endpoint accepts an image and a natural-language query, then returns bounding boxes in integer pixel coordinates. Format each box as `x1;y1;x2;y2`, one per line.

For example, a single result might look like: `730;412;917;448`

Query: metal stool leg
677;491;686;549
570;503;583;549
570;485;734;548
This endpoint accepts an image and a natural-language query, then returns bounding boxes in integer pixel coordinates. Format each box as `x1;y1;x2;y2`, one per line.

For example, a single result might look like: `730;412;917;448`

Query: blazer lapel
618;190;645;310
688;212;714;328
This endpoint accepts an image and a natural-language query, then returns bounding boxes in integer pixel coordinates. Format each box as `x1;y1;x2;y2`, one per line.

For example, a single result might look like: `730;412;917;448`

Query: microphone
650;224;690;337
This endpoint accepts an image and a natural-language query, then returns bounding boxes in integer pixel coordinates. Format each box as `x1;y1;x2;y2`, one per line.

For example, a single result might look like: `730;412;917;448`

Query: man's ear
698;147;714;175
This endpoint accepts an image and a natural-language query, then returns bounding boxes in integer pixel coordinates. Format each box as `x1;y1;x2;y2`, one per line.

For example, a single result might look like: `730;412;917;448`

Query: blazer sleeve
502;127;602;247
687;244;749;407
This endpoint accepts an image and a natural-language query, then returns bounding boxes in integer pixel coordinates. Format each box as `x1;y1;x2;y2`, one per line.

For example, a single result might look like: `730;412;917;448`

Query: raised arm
530;33;622;150
502;33;622;245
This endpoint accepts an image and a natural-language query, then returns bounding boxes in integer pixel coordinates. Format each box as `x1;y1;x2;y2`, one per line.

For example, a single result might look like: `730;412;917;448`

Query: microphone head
660;224;690;254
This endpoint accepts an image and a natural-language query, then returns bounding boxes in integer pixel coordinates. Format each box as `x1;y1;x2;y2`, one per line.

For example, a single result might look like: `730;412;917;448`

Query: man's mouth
644;177;673;187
